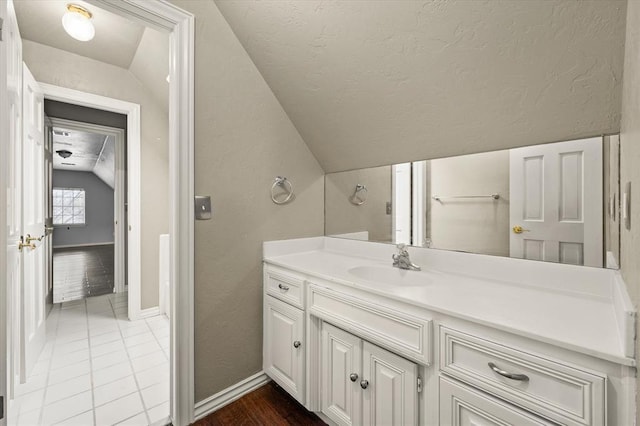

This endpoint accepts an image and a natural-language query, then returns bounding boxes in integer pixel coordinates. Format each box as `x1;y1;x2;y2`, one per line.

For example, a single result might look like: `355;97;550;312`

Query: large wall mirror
325;136;621;269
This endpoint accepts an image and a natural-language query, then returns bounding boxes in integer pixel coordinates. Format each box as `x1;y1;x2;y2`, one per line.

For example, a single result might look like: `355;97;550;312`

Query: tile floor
9;293;170;426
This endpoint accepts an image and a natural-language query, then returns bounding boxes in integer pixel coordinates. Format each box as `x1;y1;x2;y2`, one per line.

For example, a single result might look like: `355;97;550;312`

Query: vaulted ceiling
215;0;626;172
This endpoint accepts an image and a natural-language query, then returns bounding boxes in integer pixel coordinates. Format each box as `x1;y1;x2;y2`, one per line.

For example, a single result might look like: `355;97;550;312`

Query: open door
509;137;603;267
20;64;46;381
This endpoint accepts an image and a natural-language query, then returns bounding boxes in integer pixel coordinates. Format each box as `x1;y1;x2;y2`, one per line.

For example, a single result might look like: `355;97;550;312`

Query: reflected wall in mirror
325;136;621;269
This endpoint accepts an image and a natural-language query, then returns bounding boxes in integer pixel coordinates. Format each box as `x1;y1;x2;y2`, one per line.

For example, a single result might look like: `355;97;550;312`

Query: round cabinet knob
293;340;301;348
349;373;358;382
360;379;369;389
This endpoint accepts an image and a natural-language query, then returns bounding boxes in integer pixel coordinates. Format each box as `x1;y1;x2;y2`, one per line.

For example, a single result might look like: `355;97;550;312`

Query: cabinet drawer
309;284;432;365
440;376;554;426
440;326;606;426
265;266;304;309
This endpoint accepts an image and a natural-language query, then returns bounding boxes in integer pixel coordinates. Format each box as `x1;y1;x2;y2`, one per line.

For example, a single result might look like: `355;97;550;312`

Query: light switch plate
195;196;212;220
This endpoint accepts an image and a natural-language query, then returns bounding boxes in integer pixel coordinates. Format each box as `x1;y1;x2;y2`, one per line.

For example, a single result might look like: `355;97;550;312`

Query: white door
362;341;418;426
321;322;362;426
392;163;411;245
20;64;46;381
5;0;23;398
263;296;305;403
509;138;603;267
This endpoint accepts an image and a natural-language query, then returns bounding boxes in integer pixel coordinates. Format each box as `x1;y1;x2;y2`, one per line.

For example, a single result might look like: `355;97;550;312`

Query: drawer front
265;267;304;309
309;283;432;365
440;326;606;426
440;376;555;426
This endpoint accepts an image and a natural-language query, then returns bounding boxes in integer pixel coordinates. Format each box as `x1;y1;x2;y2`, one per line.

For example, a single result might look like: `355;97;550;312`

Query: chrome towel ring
350;184;368;205
271;176;294;205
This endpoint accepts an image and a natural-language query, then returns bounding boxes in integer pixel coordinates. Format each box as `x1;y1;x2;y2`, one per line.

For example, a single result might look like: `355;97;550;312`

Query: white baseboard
194;371;270;420
53;242;115;249
130;306;161;321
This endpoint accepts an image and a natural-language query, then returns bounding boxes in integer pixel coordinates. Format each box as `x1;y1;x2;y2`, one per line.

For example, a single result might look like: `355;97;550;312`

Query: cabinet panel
440;326;606;426
309;283;432;365
321;322;362;426
362;341;418;426
264;295;305;403
440;377;555;426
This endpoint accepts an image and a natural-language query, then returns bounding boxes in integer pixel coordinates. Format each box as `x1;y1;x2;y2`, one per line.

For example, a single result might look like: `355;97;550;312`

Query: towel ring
271;176;294;205
350;184;368;206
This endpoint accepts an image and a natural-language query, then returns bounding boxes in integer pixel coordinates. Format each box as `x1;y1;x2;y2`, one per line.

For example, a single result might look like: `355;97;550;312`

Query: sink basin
348;265;433;287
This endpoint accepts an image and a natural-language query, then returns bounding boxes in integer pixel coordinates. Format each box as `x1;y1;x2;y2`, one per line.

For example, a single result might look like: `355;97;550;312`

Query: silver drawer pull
360;379;369;389
349;373;359;382
278;283;290;291
488;362;529;381
293;340;301;348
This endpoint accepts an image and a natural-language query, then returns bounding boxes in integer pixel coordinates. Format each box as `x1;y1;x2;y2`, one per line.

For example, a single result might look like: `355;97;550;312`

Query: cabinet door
440;377;555;426
321;322;362;426
263;295;305;403
362;341;418;426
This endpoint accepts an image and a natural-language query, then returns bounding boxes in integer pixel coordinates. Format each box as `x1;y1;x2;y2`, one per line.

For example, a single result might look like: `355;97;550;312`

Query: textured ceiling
53;127;114;188
215;0;626;172
14;0;145;68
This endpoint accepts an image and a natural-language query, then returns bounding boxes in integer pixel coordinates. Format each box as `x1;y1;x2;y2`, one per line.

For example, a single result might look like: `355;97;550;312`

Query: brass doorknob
512;226;530;234
25;234;43;243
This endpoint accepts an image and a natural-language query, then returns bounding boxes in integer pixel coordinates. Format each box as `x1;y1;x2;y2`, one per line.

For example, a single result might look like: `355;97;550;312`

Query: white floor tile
91;340;126;358
50;349;90;370
124;332;156;348
93;362;133;388
15;373;47;396
16;406;42;426
140;381;169;410
120;324;150;338
90;331;123;347
115;412;148;426
12;388;45;415
95;392;145;426
53;409;94;425
92;349;129;371
53;339;89;356
147;401;170;425
130;352;167;373
41;390;93;425
48;360;90;385
134;364;169;389
126;340;161;360
45;374;91;405
94;375;138;407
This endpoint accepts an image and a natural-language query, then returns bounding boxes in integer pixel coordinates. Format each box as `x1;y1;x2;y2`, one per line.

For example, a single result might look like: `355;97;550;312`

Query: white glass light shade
62;6;95;42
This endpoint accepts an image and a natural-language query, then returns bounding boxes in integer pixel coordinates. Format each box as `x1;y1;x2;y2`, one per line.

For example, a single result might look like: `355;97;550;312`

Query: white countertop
264;237;636;367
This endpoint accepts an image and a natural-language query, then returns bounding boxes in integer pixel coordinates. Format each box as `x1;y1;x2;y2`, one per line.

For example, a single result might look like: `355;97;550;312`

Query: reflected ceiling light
62;4;95;42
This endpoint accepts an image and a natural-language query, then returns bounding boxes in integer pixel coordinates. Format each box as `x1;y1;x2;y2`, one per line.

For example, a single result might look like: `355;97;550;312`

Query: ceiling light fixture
62;4;95;42
56;149;73;159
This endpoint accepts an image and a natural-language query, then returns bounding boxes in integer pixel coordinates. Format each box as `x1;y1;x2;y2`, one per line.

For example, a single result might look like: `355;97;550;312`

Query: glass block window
53;188;85;225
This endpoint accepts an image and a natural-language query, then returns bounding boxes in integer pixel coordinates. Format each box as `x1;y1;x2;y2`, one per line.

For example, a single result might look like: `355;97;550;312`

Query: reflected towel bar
432;193;500;201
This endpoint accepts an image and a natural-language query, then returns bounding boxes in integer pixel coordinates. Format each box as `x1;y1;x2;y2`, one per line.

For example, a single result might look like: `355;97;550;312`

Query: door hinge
0;17;4;41
417;376;422;393
1;395;4;419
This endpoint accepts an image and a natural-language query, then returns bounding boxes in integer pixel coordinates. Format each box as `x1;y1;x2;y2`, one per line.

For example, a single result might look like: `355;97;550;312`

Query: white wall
23;40;169;310
429;151;510;257
52;170;114;248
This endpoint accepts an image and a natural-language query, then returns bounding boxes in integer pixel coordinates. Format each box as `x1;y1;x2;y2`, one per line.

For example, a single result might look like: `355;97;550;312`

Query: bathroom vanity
262;237;635;426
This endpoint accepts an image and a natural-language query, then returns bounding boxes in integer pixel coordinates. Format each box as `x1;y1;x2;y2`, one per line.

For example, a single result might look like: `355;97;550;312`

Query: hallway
9;293;170;426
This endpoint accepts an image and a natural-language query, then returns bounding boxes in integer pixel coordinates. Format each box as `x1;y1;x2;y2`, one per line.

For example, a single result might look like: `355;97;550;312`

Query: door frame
47;117;127;298
0;1;195;425
42;86;143;315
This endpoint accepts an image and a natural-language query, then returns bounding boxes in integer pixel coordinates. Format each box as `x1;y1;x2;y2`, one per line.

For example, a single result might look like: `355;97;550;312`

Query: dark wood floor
53;244;115;303
193;382;326;426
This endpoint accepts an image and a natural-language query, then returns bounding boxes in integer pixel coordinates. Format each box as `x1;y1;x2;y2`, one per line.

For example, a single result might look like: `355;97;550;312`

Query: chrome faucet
392;244;421;271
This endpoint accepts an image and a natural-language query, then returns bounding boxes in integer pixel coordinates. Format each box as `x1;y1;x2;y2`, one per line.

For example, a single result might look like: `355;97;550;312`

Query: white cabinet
321;322;419;426
263;295;305;403
439;376;555;426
